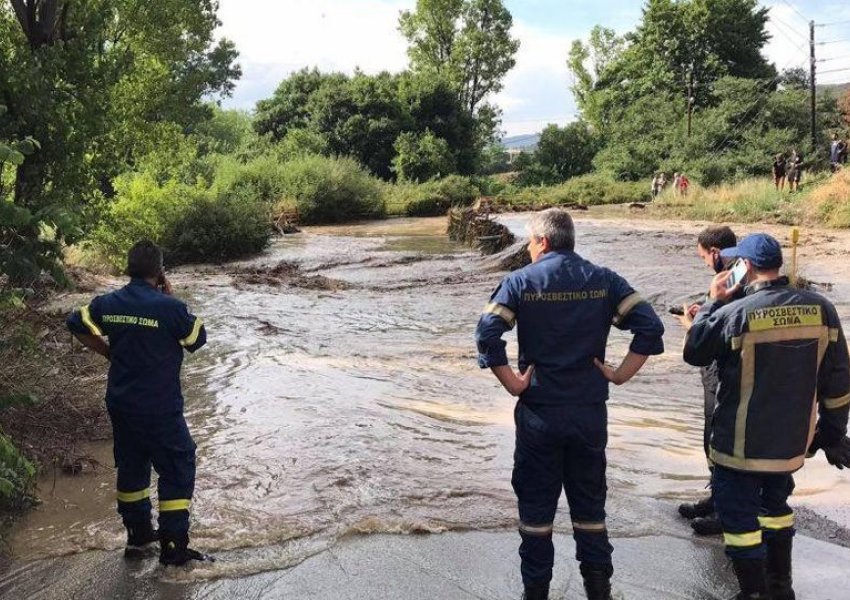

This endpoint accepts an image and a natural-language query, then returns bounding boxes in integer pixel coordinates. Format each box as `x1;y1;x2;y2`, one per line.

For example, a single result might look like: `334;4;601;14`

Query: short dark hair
127;240;163;279
697;226;736;251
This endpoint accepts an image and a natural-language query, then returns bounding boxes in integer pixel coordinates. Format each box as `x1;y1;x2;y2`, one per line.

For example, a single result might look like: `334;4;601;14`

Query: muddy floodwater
4;214;850;592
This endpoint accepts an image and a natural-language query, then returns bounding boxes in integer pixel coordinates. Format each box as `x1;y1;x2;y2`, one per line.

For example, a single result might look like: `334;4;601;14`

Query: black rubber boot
766;537;796;600
580;563;613;600
691;515;724;536
159;532;215;566
678;495;714;520
521;583;549;600
732;558;770;599
124;521;158;558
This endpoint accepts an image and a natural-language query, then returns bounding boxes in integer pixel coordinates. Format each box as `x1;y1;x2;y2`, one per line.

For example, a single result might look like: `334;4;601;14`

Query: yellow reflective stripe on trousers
759;514;794;530
824;392;850;410
483;303;516;328
572;521;607;532
724;530;762;547
518;521;553;536
80;305;103;336
180;318;203;347
117;488;150;503
159;499;191;512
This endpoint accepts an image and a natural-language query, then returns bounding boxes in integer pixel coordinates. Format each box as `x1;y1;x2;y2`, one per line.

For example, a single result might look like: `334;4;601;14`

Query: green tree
569;0;774;131
399;0;519;115
527;122;602;184
0;0;239;283
254;68;340;141
393;130;456;182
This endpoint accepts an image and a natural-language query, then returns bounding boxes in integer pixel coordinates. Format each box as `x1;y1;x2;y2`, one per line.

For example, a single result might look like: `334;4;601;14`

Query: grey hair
526;208;575;251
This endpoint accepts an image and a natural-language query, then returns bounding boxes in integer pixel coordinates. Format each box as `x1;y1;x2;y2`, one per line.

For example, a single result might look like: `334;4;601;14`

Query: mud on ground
0;273;111;477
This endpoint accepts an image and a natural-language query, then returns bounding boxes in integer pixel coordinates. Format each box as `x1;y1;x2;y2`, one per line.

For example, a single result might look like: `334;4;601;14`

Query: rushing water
7;215;850;583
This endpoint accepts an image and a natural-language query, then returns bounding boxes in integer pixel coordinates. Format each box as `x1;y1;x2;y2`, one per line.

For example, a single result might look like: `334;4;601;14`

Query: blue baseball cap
720;233;783;269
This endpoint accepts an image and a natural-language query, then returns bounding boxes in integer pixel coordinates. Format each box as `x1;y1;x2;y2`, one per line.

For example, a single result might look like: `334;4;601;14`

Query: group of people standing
830;133;848;173
651;171;690;199
476;211;849;600
66;212;850;600
772;151;804;193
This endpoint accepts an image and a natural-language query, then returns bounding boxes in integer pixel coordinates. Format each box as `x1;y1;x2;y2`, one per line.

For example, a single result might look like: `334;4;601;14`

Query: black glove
822;436;850;470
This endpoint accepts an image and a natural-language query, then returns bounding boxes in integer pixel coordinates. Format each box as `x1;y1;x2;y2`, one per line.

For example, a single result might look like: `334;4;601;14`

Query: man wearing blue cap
684;233;850;600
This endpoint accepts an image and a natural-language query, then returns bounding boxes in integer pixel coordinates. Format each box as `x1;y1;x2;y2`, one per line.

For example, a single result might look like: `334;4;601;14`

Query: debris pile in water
231;260;352;291
447;207;515;255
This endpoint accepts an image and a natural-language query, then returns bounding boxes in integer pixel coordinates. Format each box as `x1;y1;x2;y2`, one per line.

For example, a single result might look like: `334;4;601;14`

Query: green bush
498;174;646;208
166;188;270;264
277;155;386;223
212;154;288;204
392;130;456;183
92;172;271;268
0;434;35;511
385;175;481;217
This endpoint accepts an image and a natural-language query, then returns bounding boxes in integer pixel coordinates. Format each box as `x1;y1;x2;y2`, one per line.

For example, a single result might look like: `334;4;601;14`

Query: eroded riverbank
3;214;849;597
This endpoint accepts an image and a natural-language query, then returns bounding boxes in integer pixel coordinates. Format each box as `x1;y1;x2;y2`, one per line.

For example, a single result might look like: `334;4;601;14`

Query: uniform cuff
630;335;665;356
478;352;508;369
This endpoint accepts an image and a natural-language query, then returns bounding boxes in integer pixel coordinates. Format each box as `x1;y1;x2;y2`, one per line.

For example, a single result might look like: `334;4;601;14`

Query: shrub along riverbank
80;158;850;275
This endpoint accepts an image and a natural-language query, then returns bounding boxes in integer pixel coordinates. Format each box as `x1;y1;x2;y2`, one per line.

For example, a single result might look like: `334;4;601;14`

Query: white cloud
494;20;580;136
218;0;412;108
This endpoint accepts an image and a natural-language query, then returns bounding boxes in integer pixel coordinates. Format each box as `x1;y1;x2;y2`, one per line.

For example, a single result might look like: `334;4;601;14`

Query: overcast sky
217;1;850;137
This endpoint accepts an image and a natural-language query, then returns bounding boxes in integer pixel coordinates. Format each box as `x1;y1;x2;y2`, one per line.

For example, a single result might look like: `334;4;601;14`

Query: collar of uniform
128;277;156;288
539;249;578;262
745;276;790;295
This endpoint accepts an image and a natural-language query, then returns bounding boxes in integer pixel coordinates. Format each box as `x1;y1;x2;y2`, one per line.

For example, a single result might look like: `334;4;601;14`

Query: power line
815;19;850;28
779;0;808;23
818;67;850;76
771;13;808;44
817;39;850;46
770;17;809;53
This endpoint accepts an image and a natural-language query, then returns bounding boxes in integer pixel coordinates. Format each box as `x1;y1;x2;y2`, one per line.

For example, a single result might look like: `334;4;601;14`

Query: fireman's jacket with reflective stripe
67;278;207;415
475;250;665;405
684;277;850;473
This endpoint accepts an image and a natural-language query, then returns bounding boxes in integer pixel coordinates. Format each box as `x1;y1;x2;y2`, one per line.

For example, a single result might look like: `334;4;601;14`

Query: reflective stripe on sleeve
518;521;553;536
829;328;839;343
483;303;516;328
824;392;850;410
117;488;151;503
159;499;191;512
758;514;794;530
180;318;203;347
612;293;643;325
80;305;103;336
723;530;762;547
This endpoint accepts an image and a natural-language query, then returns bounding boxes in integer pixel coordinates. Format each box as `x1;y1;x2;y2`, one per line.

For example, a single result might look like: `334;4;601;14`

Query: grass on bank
651;171;848;227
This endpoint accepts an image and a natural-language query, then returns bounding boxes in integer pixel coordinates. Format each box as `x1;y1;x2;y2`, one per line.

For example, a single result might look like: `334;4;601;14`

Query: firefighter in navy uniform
475;209;665;600
684;234;850;600
67;240;213;566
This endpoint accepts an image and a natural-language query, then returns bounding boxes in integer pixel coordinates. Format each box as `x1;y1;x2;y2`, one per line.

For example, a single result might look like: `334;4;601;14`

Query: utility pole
810;20;817;152
686;65;695;138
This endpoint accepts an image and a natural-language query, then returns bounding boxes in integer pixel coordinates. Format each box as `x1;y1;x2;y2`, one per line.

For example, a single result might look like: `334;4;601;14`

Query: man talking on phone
684;233;850;599
67;240;212;566
476;209;665;600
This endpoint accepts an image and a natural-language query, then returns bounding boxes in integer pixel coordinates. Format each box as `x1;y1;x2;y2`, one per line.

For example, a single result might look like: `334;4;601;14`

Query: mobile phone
157;273;166;292
668;306;685;316
726;258;748;289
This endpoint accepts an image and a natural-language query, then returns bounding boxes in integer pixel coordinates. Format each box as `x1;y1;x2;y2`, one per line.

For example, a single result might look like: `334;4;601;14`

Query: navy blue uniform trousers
110;409;196;536
512;401;613;587
712;465;795;560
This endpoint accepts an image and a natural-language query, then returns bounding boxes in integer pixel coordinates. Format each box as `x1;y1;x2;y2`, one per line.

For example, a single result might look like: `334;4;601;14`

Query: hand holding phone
726;258;748;289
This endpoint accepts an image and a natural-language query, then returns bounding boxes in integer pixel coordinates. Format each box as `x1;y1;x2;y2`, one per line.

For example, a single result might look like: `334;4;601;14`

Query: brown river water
4;214;850;586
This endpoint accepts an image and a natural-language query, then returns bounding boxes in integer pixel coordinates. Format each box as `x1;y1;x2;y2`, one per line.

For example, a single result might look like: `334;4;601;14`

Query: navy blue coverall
475;250;665;588
67;278;207;537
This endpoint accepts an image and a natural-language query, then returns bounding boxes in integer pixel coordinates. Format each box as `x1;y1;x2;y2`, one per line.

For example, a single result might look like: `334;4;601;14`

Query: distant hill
501;134;540;151
819;82;850;96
